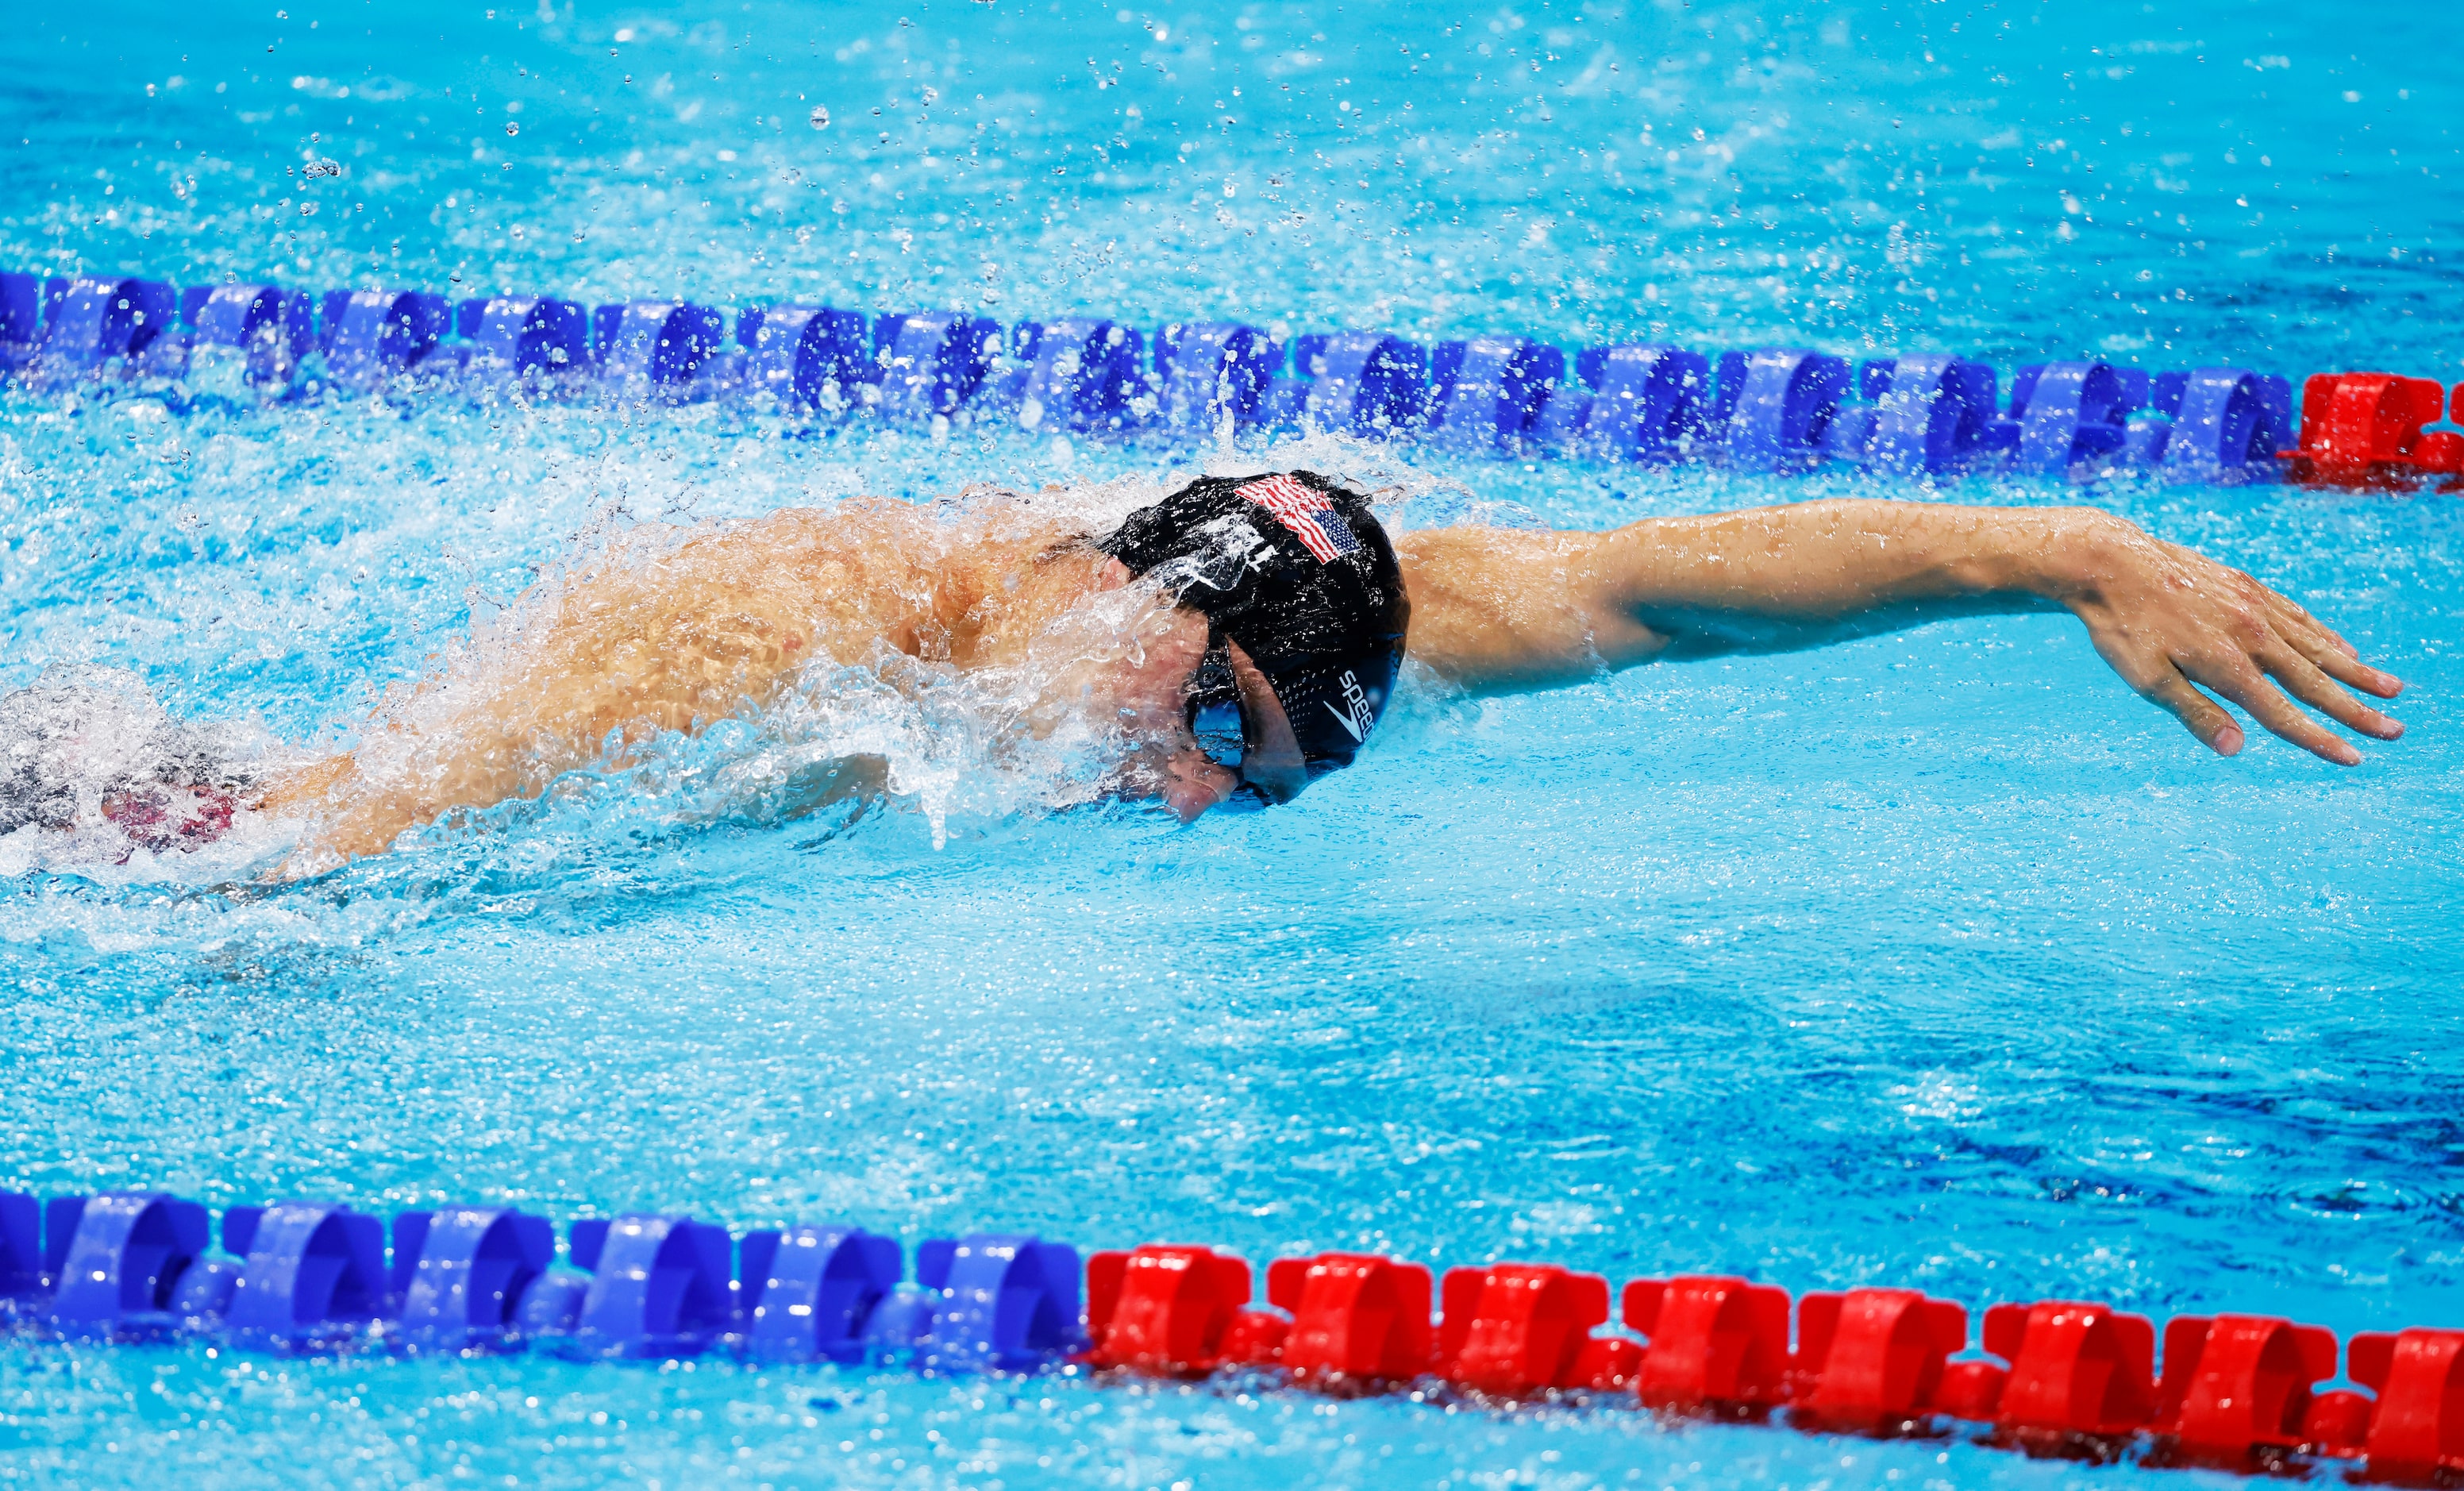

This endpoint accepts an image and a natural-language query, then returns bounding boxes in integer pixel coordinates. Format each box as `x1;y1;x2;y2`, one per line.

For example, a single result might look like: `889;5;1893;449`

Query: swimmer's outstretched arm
1395;499;2404;765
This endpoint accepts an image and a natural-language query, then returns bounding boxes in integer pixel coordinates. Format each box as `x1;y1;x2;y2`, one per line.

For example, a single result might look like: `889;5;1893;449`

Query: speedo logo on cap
1236;474;1361;564
1323;669;1376;743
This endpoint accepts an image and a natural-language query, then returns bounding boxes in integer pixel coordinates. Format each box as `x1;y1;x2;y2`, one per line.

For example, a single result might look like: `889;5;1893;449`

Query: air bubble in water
810;106;830;129
505;121;520;137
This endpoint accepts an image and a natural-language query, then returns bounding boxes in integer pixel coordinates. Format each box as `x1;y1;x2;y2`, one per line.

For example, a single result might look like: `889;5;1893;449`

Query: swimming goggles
1183;641;1300;806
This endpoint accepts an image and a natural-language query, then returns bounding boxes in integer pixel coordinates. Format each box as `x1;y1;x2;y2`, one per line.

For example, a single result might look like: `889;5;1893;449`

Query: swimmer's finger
2211;565;2396;696
2260;600;2375;687
2293;629;2405;699
2212;559;2362;665
2257;595;2406;702
2191;657;2363;766
2253;592;2338;654
2139;668;2245;758
2254;587;2359;659
2263;645;2404;742
2246;586;2400;695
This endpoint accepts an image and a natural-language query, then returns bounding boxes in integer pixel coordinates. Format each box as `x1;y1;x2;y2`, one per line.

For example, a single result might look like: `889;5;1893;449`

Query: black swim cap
1097;470;1409;784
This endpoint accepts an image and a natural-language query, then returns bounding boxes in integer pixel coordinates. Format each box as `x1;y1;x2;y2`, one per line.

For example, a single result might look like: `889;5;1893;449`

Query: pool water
2;1;2461;1486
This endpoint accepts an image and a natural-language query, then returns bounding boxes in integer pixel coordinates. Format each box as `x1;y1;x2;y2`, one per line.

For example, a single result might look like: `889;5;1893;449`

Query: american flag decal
1235;474;1361;564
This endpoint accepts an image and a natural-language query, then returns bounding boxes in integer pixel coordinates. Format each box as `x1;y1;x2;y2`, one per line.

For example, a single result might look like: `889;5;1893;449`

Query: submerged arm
1396;499;2404;765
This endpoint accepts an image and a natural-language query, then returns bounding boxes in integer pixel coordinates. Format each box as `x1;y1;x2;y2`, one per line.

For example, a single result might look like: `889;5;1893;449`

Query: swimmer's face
1087;557;1306;822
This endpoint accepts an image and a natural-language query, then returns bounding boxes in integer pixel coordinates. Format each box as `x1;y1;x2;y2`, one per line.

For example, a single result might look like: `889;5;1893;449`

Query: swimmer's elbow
1588;613;1673;671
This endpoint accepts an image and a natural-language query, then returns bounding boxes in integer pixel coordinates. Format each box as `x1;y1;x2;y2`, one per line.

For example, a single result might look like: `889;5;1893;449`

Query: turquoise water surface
2;1;2460;1486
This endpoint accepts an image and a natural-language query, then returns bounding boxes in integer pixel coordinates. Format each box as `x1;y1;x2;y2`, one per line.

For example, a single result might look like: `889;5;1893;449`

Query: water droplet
809;106;830;129
504;121;519;137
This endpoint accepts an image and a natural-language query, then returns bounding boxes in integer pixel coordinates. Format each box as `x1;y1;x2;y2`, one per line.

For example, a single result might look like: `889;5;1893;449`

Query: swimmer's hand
2046;514;2404;765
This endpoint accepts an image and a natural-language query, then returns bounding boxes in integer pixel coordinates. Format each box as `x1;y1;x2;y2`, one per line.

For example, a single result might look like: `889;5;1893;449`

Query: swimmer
3;470;2406;872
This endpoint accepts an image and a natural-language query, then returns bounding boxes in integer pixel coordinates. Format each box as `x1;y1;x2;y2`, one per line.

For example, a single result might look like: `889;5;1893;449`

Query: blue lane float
1152;321;1278;434
2012;360;2140;475
1715;349;1850;472
30;276;178;382
564;1212;738;1360
875;311;1000;426
1848;354;2005;475
1426;334;1562;454
183;283;318;387
595;301;726;387
2162;366;2293;485
160;1206;252;1323
1303;330;1428;439
319;289;449;388
456;295;591;380
391;1206;555;1352
1;260;2425;489
1018;317;1143;433
0;272;39;369
913;1234;1087;1374
0;1188;1092;1378
1551;344;1711;463
43;1191;210;1339
739;303;869;410
743;1225;901;1364
221;1200;391;1349
0;1191;37;1300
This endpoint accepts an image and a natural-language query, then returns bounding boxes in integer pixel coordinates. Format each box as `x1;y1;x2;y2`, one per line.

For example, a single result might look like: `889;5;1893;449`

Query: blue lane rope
9;269;2459;484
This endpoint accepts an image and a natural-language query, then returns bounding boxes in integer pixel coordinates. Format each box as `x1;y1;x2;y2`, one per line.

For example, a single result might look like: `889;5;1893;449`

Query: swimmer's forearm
1597;499;2097;657
1399;500;2112;690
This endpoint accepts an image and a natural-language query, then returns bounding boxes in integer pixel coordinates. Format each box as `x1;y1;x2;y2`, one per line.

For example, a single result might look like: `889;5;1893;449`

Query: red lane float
2150;1313;2341;1467
1621;1274;1794;1415
1084;1244;1277;1377
1261;1252;1435;1385
1792;1287;1973;1432
2280;372;2464;487
1975;1299;2160;1454
1434;1262;1638;1396
2342;1327;2464;1480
